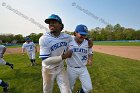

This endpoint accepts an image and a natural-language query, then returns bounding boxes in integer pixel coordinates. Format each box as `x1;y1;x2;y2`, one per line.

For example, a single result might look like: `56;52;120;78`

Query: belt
74;67;81;68
70;66;81;68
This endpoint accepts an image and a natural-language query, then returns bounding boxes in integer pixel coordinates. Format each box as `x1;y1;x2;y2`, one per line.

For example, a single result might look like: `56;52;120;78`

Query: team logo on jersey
73;48;87;53
51;42;67;51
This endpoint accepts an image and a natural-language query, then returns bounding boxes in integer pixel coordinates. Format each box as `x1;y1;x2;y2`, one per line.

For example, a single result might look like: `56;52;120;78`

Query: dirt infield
93;45;140;61
5;47;40;54
5;46;140;61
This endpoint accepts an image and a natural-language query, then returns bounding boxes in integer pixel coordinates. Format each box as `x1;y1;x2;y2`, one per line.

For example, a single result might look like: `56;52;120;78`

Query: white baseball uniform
39;32;72;93
67;38;93;93
22;41;36;59
0;45;6;65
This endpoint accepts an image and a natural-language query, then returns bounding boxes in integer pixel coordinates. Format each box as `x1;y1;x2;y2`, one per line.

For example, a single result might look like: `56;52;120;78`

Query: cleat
10;64;14;69
33;62;36;66
2;83;9;93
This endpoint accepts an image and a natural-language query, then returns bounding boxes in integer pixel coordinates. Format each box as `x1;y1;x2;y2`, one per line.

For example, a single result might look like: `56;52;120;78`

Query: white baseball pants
27;51;35;59
42;66;72;93
67;66;93;93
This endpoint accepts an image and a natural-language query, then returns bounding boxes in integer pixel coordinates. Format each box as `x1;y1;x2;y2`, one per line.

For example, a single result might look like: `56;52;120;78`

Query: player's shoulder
84;39;88;43
60;33;73;42
0;45;5;48
23;42;27;45
30;42;35;44
68;38;76;47
82;39;89;47
22;42;28;47
83;39;88;44
61;33;71;38
39;32;51;45
39;32;50;39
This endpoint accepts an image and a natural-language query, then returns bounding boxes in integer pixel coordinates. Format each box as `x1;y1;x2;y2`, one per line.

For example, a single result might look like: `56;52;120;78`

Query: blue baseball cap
75;24;88;35
45;14;62;24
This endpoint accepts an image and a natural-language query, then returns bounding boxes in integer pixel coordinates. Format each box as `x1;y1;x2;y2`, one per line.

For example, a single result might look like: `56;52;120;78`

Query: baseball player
66;24;93;93
39;14;73;93
0;45;14;93
22;37;37;66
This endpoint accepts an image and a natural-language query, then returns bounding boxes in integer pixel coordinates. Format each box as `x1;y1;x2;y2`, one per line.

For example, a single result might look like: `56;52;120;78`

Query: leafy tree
104;25;114;40
113;24;125;40
0;34;14;43
123;28;135;40
134;30;140;40
14;34;24;43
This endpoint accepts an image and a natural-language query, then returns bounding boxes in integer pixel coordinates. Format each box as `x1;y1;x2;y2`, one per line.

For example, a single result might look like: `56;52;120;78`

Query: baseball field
0;44;140;93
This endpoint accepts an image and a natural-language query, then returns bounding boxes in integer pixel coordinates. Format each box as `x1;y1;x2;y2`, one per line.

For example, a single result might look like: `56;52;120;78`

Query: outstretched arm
42;50;72;65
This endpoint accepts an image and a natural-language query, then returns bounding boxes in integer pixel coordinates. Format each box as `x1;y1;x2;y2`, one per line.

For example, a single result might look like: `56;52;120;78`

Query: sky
0;0;140;36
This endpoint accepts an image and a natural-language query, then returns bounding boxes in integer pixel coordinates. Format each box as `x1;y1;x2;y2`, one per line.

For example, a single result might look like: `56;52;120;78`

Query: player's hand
62;50;73;59
87;60;92;66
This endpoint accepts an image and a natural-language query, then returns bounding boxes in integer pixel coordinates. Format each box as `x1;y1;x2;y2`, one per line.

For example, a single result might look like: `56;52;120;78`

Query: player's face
75;32;87;43
26;41;31;43
49;20;62;34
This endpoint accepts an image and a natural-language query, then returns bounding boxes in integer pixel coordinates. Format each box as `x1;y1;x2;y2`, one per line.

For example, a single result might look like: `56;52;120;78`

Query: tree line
0;33;43;44
65;24;140;41
0;24;140;44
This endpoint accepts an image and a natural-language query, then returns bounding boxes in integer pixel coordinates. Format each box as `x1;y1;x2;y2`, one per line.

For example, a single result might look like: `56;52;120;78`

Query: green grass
94;42;140;46
90;52;140;93
0;52;140;93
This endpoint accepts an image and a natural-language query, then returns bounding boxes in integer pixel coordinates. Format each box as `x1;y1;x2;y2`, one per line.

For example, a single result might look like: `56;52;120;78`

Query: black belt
70;66;81;68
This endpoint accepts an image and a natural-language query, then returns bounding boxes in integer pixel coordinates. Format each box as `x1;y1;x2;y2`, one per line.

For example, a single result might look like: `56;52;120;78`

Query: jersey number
30;46;33;49
81;55;87;61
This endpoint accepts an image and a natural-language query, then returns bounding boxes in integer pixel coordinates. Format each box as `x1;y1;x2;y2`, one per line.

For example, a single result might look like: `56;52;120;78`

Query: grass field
0;52;140;93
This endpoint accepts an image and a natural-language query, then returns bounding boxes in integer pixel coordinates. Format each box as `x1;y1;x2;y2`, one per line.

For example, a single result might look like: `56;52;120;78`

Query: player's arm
35;45;37;52
22;48;25;55
1;46;6;58
85;38;93;48
87;48;93;66
87;54;93;66
42;50;72;65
